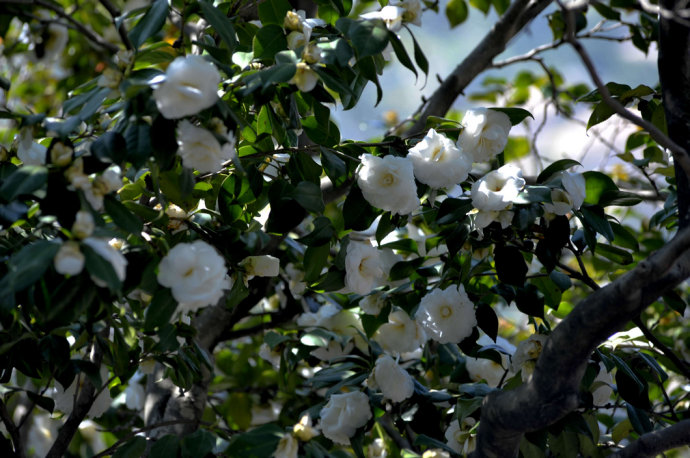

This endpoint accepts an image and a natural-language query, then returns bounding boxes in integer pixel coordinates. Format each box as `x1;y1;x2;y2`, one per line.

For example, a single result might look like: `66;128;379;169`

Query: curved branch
408;0;554;134
612;419;690;458
471;226;690;457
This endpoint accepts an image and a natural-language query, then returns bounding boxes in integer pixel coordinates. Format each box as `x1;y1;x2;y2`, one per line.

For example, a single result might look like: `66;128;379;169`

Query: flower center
381;173;395;186
183;267;195;277
440;304;453;318
430;146;444;162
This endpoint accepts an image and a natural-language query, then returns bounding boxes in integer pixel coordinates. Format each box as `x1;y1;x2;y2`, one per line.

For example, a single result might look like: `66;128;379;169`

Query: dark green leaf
337;18;389;58
596;243;633;265
113;436;147;458
414;435;457;455
297;216;334;246
292;181;325;213
91;132;127;164
26;391;55;413
82;243;122;292
104;195;143;235
149;435;180;458
436;198;473;225
626;403;653;435
253;24;287;61
258;0;292;25
124;122;152;168
199;1;238;51
181;429;216;456
0;165;47;202
144;288;178;331
580;206;614;241
302;117;341;146
587;101;616;130
321;147;349;187
129;0;169;49
536;159;582;183
0;240;60;306
583;171;618;205
514;186;551;204
490;107;534;125
387;32;417;78
343;186;379;231
476;304;498;341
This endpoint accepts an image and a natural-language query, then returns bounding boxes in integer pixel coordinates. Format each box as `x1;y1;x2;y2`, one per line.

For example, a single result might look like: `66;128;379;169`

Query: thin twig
98;0;134;50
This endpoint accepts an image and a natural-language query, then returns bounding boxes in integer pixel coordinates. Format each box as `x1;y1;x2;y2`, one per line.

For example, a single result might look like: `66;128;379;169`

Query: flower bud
72;210;95;239
242;255;280;277
50;142;73;166
54;241;85;276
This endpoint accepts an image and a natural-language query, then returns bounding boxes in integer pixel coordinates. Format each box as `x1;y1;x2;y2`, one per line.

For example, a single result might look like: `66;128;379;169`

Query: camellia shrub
1;0;690;457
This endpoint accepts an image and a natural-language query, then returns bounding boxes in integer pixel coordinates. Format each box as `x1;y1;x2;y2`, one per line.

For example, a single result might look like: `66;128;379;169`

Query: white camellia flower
543;189;575;216
319;391;372;445
445;418;477;455
561;171;586;209
592;363;614;405
289;62;319;92
157;240;232;314
362;5;406;31
242;255;280;277
284;10;326;43
357;154;419;216
367;438;388;458
50;141;73;166
153;55;220;119
177;121;234;174
259;343;282;369
422;450;451;458
54;241;85;276
297;303;340;328
400;0;423;26
293;414;319;441
82;238;128;287
54;365;112;418
273;433;298;458
465;356;507;387
310;340;355;362
510;334;548;380
16;129;47;165
415;285;476;344
360;292;386;315
124;380;145;411
374;309;427;354
345;241;384;295
72;211;94;239
472;208;513;231
408;129;472;189
471;164;525;212
286;31;307;50
458;108;512;162
371;354;415;403
93;166;122;194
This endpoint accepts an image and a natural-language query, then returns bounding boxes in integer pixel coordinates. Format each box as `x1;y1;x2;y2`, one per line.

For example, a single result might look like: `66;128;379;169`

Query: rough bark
659;0;690;229
471;226;690;457
612;419;690;458
408;0;554;134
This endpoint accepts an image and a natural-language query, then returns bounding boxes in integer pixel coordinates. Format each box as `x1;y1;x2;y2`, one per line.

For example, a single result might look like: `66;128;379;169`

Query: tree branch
471;226;690;457
98;0;133;50
612;419;690;457
408;0;554;134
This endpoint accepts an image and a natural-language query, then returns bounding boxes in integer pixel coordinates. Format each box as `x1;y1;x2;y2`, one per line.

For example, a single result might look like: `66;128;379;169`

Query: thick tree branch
471;226;690;458
408;0;554;134
612;419;690;458
659;0;690;229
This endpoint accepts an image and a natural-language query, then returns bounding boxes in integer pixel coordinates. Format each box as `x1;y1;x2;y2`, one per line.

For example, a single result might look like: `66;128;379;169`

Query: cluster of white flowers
176;120;236;174
65;159;123;211
152;55;220;119
156;240;232;314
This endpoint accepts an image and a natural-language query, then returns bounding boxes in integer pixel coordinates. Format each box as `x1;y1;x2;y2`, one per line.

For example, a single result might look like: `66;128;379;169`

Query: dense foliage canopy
1;0;690;457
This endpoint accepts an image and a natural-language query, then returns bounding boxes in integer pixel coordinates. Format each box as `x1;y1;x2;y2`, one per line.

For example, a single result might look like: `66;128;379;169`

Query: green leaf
253;24;287;61
113;436;147;458
436;198;472;225
26;391;55;413
410;32;429;76
0;165;47;201
297;216;334;246
144;288;178;331
490;107;534;125
610;222;639;251
337;18;389;58
504;136;530;162
91;132;127;164
376;212;394;244
198;1;238;52
583;171;618;205
82;243;122;292
292;181;325;213
387;31;417;78
446;0;469;27
514;186;551;204
343;186;379;231
304;243;331;283
258;0;292;25
626;403;652;435
0;240;60;306
181;429;216;457
302;117;341;146
587;100;616;130
124;122;152;168
313;269;346;291
104;195;143;235
537;159;582;183
128;0;169;49
580;206;614;242
531;276;562;310
149;435;180;458
414;435;457;455
321;147;348;187
596;243;633;265
264;331;291;349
